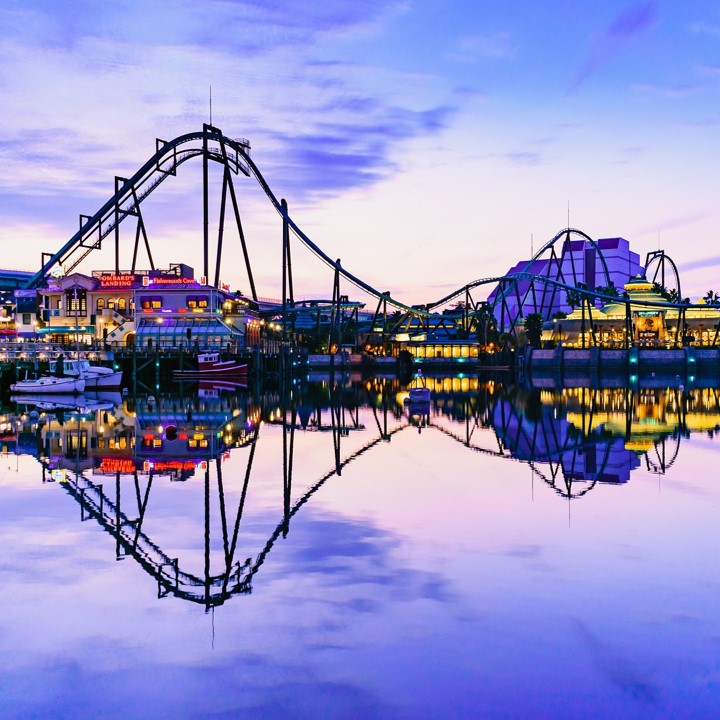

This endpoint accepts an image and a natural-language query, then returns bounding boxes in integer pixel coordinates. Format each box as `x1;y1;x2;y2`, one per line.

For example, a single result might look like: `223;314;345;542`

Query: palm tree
704;290;720;305
596;284;619;298
565;287;583;310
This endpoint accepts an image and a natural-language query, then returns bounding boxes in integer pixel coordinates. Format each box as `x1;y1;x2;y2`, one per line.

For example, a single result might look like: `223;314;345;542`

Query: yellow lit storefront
408;342;479;360
548;275;720;348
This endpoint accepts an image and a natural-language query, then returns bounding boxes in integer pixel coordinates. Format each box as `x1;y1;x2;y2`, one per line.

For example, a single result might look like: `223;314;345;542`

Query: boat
198;378;248;398
173;352;248;379
85;390;123;407
10;374;85;394
407;386;431;402
404;370;431;403
11;393;86;411
61;359;123;389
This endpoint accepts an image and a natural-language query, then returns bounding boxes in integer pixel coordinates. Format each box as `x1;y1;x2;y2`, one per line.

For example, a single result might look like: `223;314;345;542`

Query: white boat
61;359;123;389
11;393;86;411
10;374;85;394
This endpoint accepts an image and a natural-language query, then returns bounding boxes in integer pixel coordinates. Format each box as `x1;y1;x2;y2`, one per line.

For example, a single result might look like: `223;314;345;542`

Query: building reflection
3;376;720;607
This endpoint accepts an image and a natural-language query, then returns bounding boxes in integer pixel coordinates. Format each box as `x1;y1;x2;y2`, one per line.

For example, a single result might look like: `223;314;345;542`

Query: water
1;377;719;719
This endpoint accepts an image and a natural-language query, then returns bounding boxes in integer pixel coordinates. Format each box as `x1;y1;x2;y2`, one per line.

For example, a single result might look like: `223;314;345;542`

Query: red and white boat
173;352;248;379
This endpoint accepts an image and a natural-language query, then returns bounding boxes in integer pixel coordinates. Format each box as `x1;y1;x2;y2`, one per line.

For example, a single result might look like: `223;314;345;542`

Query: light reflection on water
1;376;719;719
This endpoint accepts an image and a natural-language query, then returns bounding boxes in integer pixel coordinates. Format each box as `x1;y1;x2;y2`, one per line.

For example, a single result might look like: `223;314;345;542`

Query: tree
498;332;516;350
652;282;683;303
596;284;619;298
443;300;467;316
473;303;498;348
704;290;720;305
565;287;583;310
524;313;543;348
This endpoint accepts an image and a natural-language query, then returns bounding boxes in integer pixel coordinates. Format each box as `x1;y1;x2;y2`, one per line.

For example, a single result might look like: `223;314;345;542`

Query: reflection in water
2;377;720;608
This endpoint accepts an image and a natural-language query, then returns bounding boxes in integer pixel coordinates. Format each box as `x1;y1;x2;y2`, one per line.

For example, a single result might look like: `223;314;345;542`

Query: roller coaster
23;125;712;345
22;379;705;608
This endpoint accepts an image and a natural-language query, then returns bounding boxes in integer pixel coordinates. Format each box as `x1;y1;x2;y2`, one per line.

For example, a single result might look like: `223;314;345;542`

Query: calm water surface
1;377;719;719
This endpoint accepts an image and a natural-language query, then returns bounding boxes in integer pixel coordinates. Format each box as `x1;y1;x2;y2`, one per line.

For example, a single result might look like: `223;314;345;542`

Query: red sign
96;457;137;474
145;460;200;472
98;274;140;288
148;277;198;286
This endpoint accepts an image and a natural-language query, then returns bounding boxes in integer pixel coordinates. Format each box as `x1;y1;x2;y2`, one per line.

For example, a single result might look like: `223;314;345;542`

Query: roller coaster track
25;127;442;319
41;379;699;608
26;125;710;336
49;408;410;607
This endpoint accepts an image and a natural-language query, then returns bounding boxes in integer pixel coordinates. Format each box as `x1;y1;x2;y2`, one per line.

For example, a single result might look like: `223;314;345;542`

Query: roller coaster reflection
10;378;720;608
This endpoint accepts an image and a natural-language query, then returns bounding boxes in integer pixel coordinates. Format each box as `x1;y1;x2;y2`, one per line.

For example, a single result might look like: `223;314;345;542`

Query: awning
38;326;94;334
135;317;243;338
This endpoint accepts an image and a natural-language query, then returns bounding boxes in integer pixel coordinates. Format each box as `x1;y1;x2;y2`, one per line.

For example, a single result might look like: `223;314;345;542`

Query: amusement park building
490;236;641;324
21;264;260;349
548;275;720;347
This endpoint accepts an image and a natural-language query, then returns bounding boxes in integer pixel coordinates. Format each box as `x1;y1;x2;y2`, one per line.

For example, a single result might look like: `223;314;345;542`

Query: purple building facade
489;236;641;326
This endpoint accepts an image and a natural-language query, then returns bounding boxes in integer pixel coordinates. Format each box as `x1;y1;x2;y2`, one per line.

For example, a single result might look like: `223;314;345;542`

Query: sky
2;0;720;305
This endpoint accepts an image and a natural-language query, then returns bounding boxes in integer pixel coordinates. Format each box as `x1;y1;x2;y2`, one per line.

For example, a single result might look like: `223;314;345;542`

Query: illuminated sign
51;469;67;482
146;277;198;286
98;274;140;288
143;460;201;472
96;457;137;474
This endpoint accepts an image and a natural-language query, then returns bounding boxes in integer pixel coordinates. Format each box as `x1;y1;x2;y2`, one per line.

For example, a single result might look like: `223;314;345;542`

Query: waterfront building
37;272;129;346
547;275;720;347
32;264;259;349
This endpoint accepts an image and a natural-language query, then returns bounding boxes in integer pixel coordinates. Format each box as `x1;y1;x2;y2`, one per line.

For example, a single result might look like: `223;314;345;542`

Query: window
140;296;162;310
65;291;87;316
22;313;31;325
108;298;116;310
118;298;127;311
96;298;106;311
187;295;209;309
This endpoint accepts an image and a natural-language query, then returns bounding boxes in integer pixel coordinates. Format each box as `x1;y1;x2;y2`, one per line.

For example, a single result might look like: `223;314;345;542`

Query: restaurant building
547;275;720;347
35;264;260;349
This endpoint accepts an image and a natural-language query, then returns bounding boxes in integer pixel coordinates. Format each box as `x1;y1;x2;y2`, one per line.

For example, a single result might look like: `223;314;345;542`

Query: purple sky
3;1;720;303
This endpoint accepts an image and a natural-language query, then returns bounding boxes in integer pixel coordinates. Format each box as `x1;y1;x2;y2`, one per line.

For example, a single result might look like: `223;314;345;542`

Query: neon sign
147;277;198;286
142;460;204;472
96;457;137;474
98;274;141;288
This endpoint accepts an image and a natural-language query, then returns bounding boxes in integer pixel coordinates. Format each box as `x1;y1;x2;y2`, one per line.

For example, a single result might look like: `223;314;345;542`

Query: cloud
678;255;720;273
277;513;454;602
449;32;516;63
689;20;720;37
696;64;720;77
634;211;711;237
630;82;695;98
571;2;660;89
260;104;457;198
606;2;659;38
501;151;544;166
0;1;459;209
